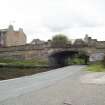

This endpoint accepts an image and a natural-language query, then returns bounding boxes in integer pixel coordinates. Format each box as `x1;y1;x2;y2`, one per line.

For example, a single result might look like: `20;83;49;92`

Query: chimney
8;25;14;32
19;28;23;32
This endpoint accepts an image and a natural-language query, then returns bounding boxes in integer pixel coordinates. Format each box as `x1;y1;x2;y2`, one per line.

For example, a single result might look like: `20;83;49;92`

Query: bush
68;58;85;65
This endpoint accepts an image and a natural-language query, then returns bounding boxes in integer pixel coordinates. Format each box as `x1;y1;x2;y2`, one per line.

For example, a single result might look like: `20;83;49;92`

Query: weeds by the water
0;58;48;68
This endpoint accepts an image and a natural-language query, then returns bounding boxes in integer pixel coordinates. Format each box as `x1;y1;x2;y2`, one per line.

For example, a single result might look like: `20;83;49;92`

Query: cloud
41;0;105;32
43;12;105;32
1;0;105;41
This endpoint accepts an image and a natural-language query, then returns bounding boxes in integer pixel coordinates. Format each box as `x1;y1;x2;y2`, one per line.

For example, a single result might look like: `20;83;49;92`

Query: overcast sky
0;0;105;42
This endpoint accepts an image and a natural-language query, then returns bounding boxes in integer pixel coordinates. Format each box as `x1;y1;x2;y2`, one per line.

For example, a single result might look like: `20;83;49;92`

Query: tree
51;34;70;47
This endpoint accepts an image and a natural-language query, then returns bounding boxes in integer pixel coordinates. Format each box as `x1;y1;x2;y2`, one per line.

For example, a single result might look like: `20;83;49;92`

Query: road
0;65;105;105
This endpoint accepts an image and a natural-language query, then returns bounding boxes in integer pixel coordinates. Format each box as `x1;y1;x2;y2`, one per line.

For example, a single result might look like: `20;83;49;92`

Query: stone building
73;39;85;47
0;25;26;47
84;34;105;48
31;39;45;45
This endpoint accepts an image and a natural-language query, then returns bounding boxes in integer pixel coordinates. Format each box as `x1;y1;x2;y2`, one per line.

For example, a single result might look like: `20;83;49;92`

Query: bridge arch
48;49;89;68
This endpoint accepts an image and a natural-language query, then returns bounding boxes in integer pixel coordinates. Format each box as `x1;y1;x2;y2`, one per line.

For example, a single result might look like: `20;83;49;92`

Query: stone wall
89;53;105;62
0;44;105;62
0;44;49;60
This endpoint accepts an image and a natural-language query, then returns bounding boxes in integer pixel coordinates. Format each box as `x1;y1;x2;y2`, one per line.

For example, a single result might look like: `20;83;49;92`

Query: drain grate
63;97;72;105
63;102;72;105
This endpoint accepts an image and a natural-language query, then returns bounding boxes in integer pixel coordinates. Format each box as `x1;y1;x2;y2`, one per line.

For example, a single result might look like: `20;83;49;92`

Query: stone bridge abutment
0;45;104;68
48;48;89;68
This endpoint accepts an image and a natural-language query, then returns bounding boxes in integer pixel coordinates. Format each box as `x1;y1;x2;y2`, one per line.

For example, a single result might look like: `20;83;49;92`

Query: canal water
0;67;50;80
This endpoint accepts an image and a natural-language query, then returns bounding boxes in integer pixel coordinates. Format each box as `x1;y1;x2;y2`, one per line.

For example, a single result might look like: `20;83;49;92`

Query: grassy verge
0;58;48;68
86;62;105;72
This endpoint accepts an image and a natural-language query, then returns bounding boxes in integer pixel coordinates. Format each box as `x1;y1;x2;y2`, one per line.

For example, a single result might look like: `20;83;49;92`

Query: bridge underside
49;51;89;68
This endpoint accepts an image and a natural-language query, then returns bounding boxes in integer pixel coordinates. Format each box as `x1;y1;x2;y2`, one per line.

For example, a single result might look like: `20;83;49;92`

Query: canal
0;67;50;80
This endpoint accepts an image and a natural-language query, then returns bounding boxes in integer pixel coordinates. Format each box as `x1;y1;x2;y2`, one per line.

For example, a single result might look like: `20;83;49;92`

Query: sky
0;0;105;42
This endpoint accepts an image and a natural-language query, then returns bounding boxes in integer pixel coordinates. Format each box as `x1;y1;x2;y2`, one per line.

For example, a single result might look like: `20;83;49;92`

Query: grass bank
0;58;48;68
86;62;105;72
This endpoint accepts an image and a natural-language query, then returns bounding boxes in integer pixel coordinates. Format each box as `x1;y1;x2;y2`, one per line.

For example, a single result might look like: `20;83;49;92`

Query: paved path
0;65;105;105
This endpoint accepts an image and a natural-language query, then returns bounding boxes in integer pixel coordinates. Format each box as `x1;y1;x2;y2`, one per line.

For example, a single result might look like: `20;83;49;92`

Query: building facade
0;25;26;47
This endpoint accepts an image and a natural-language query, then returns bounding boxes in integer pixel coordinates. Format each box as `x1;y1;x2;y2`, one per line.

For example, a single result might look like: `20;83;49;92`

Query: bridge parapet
0;44;47;52
48;46;91;56
0;43;104;61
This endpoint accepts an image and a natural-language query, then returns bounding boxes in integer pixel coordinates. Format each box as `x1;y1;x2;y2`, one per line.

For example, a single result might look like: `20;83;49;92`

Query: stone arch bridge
0;44;105;67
